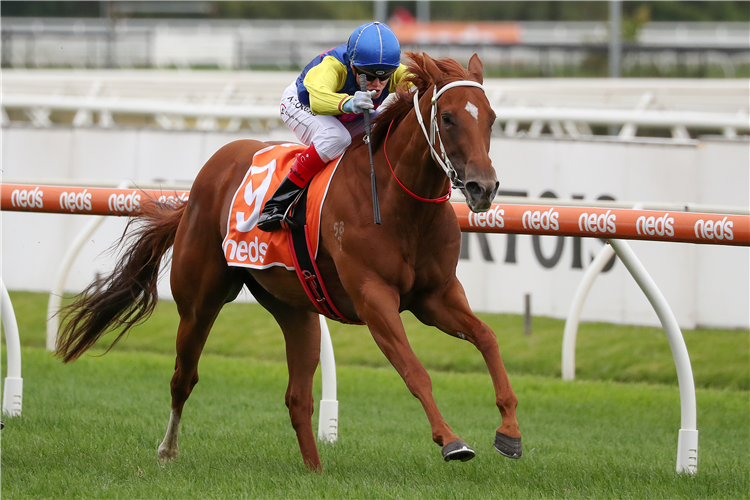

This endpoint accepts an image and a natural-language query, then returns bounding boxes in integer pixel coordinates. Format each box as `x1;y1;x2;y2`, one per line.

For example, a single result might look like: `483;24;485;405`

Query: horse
56;52;522;471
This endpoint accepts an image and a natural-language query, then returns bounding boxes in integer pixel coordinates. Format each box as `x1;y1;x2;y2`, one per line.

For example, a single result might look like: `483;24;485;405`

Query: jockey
258;21;410;232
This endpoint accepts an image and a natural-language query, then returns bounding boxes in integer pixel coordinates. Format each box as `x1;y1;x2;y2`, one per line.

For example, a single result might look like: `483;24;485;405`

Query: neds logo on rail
108;190;141;212
60;189;93;212
522;207;559;231
11;187;44;209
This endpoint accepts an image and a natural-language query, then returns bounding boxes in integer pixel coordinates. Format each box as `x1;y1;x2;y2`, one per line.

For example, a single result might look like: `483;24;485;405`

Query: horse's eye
441;113;453;125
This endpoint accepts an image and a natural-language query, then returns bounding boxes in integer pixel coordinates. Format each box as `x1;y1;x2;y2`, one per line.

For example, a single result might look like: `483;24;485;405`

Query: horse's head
422;54;499;212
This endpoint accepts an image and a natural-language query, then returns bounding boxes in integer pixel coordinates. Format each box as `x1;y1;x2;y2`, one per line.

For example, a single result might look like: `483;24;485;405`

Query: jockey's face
365;76;388;98
352;64;391;99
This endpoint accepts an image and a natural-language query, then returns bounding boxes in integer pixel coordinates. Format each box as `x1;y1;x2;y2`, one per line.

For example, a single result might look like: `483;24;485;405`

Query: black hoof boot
257;177;303;232
493;431;522;459
442;440;475;462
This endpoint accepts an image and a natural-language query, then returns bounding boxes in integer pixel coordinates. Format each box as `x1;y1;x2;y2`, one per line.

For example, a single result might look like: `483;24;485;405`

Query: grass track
10;291;749;390
2;347;748;499
3;292;749;498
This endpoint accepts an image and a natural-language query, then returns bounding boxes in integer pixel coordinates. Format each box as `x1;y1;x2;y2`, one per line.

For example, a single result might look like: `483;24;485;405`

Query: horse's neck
379;100;451;208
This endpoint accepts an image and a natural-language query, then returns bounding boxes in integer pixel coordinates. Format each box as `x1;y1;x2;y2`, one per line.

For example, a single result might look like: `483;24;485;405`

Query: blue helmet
346;22;401;75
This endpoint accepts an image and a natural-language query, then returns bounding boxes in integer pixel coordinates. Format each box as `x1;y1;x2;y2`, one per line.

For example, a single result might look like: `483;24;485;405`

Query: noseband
413;80;486;190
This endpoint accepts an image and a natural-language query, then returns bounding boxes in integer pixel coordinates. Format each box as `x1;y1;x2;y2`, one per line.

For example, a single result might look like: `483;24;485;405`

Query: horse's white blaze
158;410;181;460
465;101;479;121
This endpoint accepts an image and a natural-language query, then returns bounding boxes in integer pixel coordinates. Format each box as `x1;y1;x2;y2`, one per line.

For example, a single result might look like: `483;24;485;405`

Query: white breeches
280;82;365;163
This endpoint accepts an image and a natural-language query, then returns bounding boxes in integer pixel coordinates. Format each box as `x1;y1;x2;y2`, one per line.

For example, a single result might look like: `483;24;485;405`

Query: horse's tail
55;199;187;363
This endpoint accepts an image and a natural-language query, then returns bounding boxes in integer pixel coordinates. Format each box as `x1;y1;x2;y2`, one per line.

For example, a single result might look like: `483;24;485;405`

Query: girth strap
286;189;363;325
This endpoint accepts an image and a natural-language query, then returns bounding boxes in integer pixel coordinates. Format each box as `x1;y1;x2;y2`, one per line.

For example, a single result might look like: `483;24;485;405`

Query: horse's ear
468;53;484;84
423;53;444;88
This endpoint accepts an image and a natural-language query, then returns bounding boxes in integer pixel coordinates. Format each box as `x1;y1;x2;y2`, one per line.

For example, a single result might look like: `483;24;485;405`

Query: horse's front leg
352;282;476;462
411;277;522;459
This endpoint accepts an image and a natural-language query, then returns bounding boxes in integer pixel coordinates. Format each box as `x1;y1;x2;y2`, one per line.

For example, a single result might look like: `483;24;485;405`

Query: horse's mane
371;52;473;150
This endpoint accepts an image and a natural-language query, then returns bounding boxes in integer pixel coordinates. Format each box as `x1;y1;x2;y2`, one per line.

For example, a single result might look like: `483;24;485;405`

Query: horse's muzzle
464;180;499;212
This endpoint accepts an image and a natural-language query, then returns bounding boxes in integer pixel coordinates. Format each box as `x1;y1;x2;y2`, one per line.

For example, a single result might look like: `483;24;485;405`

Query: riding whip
359;74;382;225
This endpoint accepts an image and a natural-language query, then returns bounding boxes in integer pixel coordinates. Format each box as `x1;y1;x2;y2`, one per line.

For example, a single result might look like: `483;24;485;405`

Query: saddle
222;144;361;325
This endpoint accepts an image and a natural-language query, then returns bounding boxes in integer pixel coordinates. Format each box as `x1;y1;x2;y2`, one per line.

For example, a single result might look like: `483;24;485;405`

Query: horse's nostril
465;182;483;200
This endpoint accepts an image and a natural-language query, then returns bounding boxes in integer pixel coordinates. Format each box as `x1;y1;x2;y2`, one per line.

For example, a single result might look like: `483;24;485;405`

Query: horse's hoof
493;431;522;459
157;446;178;462
442;439;475;462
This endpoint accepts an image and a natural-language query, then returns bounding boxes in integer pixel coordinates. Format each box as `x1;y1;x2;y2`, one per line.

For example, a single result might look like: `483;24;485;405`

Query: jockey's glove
343;90;377;114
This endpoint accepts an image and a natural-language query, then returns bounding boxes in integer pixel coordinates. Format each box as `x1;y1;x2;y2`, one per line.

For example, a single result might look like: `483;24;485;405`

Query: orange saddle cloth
222;144;342;270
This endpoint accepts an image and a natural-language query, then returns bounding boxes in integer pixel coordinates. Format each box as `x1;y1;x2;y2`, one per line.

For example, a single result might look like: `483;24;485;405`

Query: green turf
2;347;748;499
10;291;749;390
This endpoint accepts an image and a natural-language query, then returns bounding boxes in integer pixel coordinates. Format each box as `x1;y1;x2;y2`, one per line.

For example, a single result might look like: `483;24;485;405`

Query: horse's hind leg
412;277;522;459
157;227;238;462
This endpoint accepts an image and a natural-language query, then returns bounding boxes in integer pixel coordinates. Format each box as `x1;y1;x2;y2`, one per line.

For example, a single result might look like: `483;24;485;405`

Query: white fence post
561;242;617;381
608;239;698;474
2;279;23;417
317;315;338;443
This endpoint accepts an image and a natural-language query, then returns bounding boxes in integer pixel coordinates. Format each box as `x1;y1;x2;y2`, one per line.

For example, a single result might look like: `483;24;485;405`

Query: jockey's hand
348;90;377;114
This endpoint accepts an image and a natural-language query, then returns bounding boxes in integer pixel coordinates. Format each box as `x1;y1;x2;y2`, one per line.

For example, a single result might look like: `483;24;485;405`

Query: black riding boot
257;176;304;232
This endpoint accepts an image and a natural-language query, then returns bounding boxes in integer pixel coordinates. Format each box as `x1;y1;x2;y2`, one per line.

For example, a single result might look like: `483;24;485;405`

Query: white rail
3;95;281;121
608;239;698;474
561;242;617;382
559;195;699;473
3;71;748;139
317;315;338;443
4;93;747;134
1;280;23;417
561;238;698;473
494;107;749;130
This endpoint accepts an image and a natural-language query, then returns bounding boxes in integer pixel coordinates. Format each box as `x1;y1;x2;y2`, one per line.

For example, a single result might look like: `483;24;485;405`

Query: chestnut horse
56;52;521;471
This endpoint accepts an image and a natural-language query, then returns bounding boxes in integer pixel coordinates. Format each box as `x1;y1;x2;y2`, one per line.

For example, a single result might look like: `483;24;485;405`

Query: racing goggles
355;66;396;82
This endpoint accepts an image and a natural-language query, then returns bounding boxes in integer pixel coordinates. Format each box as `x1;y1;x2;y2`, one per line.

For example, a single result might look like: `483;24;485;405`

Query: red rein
383;120;451;203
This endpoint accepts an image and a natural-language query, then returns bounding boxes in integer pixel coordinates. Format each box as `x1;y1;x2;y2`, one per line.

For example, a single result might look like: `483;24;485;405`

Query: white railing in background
3;94;283;130
3;72;749;139
5;92;747;138
495;107;748;139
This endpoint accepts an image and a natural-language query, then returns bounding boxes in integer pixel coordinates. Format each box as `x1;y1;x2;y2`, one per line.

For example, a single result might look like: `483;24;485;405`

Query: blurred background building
2;1;749;77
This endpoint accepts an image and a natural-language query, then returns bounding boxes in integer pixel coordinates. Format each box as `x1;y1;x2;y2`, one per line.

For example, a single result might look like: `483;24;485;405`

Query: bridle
383;79;487;204
413;80;486;190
